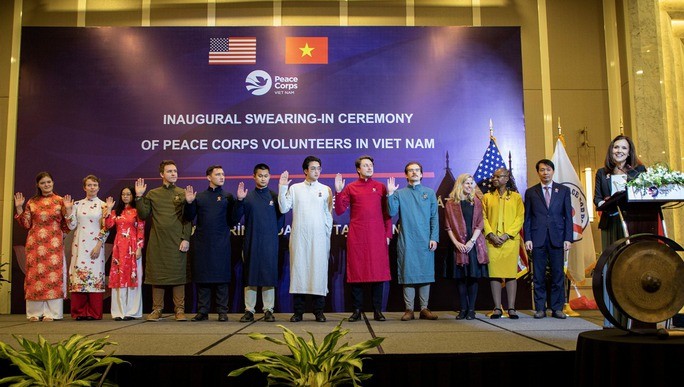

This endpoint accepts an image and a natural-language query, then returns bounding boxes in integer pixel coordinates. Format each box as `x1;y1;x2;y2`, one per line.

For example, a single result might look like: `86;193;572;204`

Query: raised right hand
387;177;399;196
184;185;196;203
63;194;74;214
236;182;247;200
104;196;115;216
135;178;147;197
14;192;25;208
279;171;291;186
334;173;345;193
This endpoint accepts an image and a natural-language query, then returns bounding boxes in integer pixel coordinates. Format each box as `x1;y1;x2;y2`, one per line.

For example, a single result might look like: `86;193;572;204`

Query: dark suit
523;182;573;313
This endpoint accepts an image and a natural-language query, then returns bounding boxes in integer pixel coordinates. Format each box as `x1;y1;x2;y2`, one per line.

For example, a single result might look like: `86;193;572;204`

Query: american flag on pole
473;137;507;194
209;37;257;65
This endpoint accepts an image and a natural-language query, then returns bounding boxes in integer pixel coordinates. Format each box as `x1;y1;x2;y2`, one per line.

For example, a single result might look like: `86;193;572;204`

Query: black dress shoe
534;310;546;319
191;313;208;321
123;316;135;321
373;311;386;321
218;313;228;322
348;310;362;322
75;316;84;321
290;313;303;322
264;310;276;322
114;317;123;321
455;310;467;320
551;310;567;319
507;309;520;320
239;311;254;322
314;312;327;322
466;310;476;320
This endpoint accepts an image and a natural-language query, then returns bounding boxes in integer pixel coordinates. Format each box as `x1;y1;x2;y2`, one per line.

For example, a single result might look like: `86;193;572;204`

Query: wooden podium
597;190;665;236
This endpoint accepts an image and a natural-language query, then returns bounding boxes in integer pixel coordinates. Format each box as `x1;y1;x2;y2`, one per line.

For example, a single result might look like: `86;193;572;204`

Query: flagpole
556;129;580;317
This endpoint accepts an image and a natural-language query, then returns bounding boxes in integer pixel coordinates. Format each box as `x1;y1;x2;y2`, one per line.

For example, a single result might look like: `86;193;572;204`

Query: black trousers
350;282;384;311
292;293;325;315
196;283;229;314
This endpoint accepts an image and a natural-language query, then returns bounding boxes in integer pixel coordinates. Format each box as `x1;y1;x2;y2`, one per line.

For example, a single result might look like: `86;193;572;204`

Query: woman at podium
594;135;646;327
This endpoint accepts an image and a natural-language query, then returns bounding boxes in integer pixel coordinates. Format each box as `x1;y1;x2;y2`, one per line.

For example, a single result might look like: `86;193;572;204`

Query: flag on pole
474;136;528;279
550;137;597;284
473;137;507;194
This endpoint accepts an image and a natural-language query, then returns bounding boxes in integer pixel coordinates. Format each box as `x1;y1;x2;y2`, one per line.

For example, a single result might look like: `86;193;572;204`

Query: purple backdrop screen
12;26;526;314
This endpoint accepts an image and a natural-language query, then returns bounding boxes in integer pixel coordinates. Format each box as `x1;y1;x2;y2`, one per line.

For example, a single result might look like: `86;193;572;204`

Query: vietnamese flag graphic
285;37;328;64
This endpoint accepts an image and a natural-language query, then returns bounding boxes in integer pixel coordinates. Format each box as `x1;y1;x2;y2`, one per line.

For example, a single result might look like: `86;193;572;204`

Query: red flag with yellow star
285;37;328;64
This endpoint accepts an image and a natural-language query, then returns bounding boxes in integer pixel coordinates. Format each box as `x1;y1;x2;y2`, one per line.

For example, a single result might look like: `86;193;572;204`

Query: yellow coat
482;190;524;278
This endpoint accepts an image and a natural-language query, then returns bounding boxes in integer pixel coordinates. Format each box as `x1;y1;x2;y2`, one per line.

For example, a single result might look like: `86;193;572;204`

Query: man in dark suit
523;159;573;319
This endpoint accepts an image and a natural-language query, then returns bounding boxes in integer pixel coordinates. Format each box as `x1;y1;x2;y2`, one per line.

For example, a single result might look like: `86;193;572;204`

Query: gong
608;240;684;323
593;234;684;331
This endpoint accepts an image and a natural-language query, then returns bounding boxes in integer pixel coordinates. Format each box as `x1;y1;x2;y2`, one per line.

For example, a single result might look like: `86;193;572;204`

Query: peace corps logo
245;70;272;96
562;182;589;241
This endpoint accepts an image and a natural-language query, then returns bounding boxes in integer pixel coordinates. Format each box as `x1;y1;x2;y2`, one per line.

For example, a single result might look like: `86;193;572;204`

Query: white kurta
68;198;107;293
278;181;332;296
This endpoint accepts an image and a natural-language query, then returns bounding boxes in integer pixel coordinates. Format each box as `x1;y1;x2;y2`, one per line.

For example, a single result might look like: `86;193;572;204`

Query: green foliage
228;320;384;387
0;334;127;386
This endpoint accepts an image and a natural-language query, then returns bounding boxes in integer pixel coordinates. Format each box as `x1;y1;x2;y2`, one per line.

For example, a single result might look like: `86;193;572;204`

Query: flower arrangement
627;163;684;189
626;163;684;200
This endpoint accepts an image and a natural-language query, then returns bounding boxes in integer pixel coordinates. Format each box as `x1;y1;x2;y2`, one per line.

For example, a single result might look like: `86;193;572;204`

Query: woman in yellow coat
482;168;524;319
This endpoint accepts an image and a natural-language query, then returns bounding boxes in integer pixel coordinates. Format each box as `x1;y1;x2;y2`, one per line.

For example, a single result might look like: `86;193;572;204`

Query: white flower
626;163;684;190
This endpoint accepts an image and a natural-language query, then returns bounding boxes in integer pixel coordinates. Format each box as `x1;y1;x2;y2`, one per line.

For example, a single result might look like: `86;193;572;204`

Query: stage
0;309;607;386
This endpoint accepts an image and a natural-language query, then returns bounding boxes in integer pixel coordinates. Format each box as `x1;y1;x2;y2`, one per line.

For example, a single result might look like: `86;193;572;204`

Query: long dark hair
604;135;643;171
113;186;136;215
32;171;55;199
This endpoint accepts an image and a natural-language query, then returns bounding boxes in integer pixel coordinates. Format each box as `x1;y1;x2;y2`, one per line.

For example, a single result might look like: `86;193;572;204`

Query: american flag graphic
209;37;256;65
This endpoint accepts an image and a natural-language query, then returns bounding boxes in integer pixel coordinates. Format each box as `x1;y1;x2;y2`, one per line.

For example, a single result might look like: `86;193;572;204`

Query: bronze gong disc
608;240;684;323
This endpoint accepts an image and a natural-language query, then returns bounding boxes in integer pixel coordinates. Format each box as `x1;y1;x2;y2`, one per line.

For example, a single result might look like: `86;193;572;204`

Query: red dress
334;178;392;282
15;194;71;300
104;207;145;288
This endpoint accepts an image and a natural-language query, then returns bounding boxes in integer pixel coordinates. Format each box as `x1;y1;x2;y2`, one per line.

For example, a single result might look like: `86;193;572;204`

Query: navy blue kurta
184;186;236;283
234;187;284;286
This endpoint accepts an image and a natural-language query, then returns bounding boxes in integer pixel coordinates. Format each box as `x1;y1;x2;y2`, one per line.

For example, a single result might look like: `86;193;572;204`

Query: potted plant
228;320;384;387
0;334;127;386
626;163;684;201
